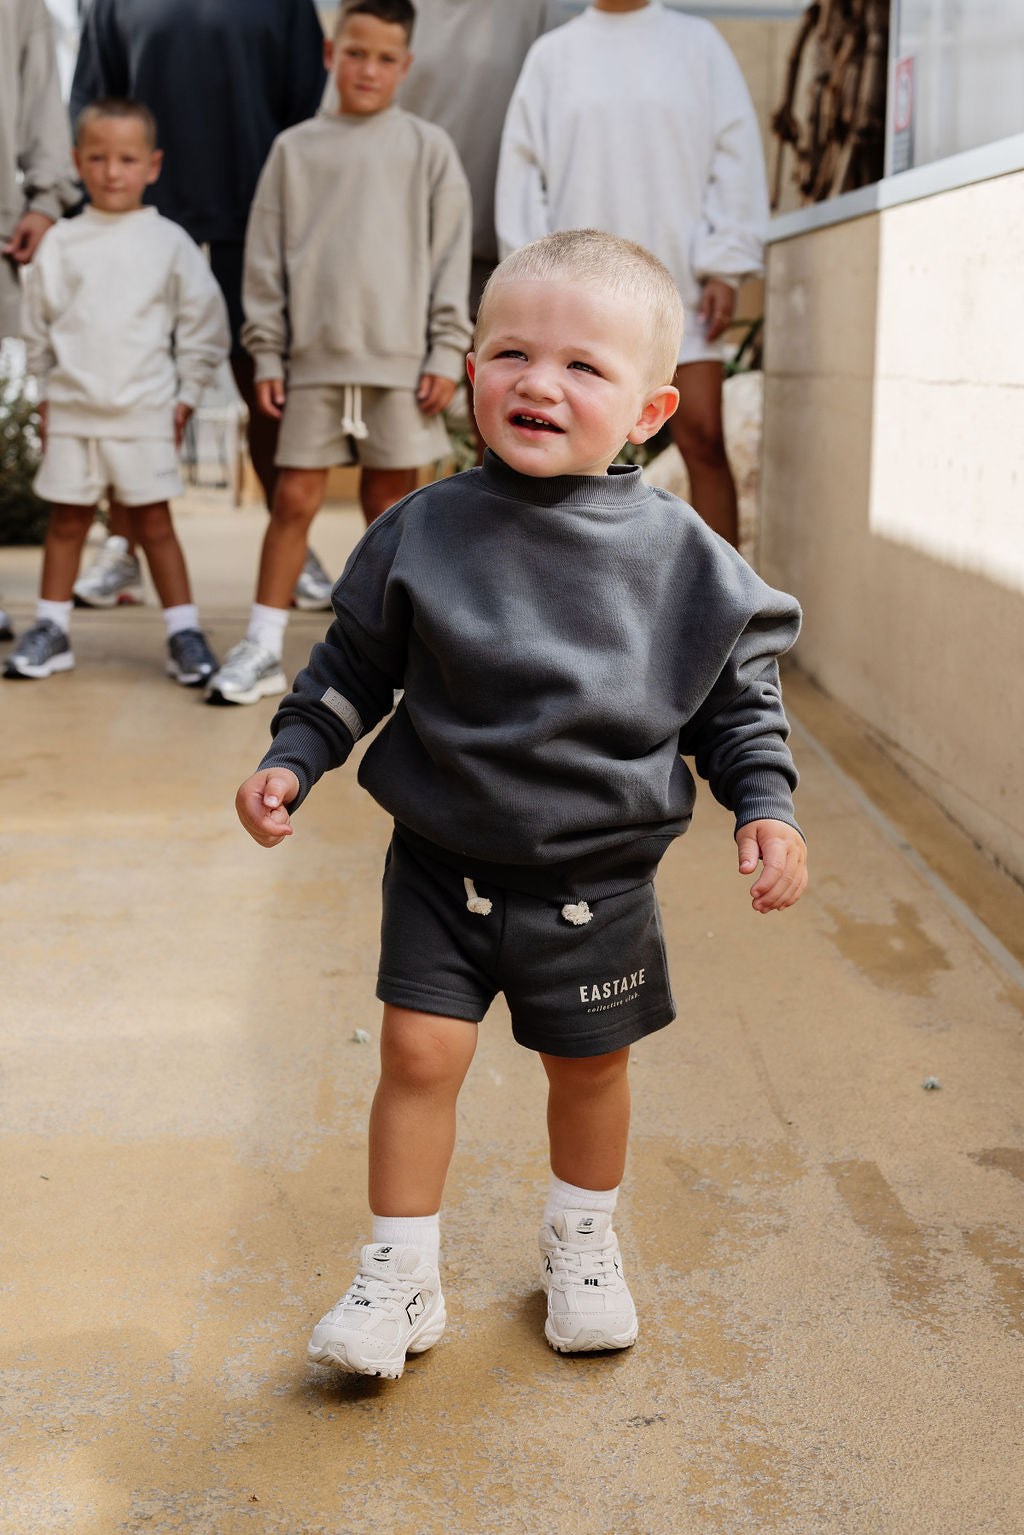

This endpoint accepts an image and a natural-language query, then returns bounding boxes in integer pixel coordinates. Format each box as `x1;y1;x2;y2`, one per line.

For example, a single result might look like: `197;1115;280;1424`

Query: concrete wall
760;170;1024;884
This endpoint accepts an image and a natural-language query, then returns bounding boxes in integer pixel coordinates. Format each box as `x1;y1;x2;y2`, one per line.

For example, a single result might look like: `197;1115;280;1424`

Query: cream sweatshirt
496;2;768;312
242;108;473;390
22;205;229;438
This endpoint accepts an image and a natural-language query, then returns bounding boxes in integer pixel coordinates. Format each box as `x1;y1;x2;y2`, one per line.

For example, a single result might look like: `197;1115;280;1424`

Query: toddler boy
7;98;227;685
236;229;807;1378
206;0;471;706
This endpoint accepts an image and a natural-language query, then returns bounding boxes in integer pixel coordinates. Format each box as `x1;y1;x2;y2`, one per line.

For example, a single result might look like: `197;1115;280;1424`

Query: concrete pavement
1;494;1022;1534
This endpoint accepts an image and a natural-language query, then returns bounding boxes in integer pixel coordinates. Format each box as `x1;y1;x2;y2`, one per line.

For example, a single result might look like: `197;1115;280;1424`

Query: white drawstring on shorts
341;384;369;440
464;877;492;916
561;901;593;926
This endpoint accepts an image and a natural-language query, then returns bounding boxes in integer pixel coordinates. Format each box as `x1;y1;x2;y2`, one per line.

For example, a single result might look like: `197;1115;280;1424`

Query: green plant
0;371;48;544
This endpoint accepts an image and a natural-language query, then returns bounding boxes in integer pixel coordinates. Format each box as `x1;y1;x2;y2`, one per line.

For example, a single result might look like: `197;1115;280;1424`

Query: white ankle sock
37;598;72;633
163;602;199;638
543;1174;619;1229
247;602;289;658
371;1213;440;1267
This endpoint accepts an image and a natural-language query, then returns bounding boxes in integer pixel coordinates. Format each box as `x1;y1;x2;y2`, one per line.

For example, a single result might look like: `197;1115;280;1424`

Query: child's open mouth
510;414;564;433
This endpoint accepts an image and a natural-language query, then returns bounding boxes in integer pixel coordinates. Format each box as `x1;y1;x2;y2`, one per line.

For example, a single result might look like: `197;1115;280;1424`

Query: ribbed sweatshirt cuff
258;720;354;811
731;769;804;841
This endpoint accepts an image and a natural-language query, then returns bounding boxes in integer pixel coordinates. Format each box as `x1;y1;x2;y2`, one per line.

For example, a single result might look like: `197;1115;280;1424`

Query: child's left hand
736;819;807;914
417;373;455;417
174;402;193;450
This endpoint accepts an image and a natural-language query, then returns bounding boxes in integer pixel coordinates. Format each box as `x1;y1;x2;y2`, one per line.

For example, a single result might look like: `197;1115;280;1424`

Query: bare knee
543;1048;630;1096
381;1019;474;1097
672;414;729;472
48;505;94;543
129;502;176;551
272;469;324;530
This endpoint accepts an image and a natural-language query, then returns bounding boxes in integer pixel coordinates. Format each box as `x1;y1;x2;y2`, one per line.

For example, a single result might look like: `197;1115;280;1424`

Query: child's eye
569;361;599;374
495;349;526;360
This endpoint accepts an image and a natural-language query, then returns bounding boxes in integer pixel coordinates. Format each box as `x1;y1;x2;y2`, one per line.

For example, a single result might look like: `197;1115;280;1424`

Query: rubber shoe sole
166;658;214;688
543;1316;639;1354
307;1292;447;1379
73;586;144;609
205;667;287;707
3;651;75;680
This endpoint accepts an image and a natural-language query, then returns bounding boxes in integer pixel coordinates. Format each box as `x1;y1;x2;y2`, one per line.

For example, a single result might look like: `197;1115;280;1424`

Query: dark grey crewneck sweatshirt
259;452;802;900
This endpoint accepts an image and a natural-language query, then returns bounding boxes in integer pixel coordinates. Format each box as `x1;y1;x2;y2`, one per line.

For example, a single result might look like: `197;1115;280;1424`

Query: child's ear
323;37;334;71
466;352;476;386
146;148;164;187
627;384;679;446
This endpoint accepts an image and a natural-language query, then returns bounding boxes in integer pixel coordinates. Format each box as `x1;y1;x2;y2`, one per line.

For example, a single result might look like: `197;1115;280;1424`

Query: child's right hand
255;378;286;419
235;768;300;847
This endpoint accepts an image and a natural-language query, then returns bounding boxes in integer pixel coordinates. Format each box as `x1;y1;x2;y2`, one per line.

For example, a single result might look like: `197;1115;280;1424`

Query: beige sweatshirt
22;206;230;438
241;107;472;390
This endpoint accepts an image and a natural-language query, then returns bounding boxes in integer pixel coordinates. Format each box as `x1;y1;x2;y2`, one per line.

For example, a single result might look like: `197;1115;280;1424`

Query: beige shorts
35;435;184;507
275;383;450;471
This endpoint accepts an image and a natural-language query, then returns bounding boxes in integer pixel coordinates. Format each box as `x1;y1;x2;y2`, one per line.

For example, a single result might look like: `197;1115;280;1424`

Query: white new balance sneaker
308;1244;446;1379
73;534;144;607
539;1210;638;1354
204;639;286;705
292;546;334;611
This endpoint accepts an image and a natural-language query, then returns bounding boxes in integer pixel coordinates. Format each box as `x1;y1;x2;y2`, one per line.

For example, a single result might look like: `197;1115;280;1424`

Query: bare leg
670;360;739;547
230;350;279;510
360;466;418;527
40;504;98;600
368;1005;479;1216
254;467;328;609
540;1047;631;1191
105;499;133;550
127;502;192;608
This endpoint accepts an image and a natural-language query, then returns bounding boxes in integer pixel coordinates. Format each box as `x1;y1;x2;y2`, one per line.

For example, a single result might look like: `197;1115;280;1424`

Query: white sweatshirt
22;205;229;438
496;2;768;312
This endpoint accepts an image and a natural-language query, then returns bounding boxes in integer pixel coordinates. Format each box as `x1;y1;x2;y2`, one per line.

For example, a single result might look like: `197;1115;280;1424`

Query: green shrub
0;372;48;545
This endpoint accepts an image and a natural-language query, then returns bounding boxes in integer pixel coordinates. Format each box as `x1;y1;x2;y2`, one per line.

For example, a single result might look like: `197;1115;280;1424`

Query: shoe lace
547;1238;619;1286
342;1266;420;1317
221;638;268;676
171;629;206;663
18;620;62;661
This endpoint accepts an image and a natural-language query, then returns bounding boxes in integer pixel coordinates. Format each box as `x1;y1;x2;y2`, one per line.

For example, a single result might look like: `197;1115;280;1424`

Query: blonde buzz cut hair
476;229;685;385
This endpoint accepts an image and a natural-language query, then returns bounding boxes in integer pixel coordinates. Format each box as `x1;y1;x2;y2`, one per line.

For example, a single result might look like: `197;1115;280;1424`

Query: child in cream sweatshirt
9;98;228;686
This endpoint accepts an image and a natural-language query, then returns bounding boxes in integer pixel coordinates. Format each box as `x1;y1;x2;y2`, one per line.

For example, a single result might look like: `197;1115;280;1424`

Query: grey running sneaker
3;619;74;679
292;546;333;610
0;607;13;641
73;534;144;607
308;1244;446;1379
205;638;287;706
166;628;218;687
539;1210;638;1354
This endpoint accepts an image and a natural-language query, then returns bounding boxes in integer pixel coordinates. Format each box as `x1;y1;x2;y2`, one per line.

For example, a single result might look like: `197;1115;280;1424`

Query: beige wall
760;173;1024;883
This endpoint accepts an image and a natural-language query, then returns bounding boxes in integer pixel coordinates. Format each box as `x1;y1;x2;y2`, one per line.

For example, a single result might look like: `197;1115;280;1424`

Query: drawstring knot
561;901;592;927
463;877;492;916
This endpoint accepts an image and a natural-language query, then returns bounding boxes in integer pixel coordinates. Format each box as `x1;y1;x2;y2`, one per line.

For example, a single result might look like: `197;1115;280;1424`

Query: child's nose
516;364;561;402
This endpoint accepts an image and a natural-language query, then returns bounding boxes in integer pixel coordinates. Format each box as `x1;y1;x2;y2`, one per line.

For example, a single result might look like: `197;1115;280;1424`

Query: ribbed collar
479;449;648;509
82;204;158;224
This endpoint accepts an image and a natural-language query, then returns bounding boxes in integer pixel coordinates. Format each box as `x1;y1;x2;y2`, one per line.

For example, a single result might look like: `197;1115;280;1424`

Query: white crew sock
371;1213;440;1268
543;1173;619;1230
247;602;289;659
162;602;200;638
37;598;72;634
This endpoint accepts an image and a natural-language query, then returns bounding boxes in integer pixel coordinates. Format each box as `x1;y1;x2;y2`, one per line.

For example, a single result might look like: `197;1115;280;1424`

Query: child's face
74;118;161;214
468;279;678;479
327;13;412;116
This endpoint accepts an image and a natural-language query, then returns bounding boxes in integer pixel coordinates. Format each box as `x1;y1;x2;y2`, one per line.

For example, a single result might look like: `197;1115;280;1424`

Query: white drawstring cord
464;877;492;916
561;901;593;927
341;384;369;440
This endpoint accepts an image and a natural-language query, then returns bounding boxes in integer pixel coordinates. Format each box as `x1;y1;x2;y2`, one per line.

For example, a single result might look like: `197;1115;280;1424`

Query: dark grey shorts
377;834;676;1058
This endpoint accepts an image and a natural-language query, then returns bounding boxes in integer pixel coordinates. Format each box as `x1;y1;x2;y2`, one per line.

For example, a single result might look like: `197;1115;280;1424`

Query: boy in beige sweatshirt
206;0;472;708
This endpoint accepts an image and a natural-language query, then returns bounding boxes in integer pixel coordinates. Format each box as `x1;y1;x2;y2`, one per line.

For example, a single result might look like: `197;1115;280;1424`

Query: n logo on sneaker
406;1291;425;1325
577;1217;595;1235
375;1247;393;1259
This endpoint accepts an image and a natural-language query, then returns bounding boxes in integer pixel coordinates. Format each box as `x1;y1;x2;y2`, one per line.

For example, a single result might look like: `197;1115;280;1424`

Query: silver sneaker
539;1210;638;1354
0;606;13;641
3;619;74;679
308;1244;446;1379
205;638;287;706
292;546;333;611
166;628;218;687
73;534;144;607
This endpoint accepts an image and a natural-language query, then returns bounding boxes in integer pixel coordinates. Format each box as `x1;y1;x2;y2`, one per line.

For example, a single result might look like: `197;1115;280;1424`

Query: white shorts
677;304;725;367
34;435;184;507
